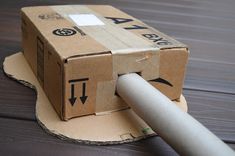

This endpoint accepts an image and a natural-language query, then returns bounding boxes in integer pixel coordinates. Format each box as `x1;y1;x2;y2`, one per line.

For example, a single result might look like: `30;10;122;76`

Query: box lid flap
22;5;186;60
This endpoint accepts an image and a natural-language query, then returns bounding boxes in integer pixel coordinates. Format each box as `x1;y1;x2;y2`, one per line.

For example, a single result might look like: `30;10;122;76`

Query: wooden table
0;0;234;155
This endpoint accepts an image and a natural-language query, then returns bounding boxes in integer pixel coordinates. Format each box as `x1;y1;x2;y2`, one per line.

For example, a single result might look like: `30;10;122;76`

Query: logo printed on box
53;28;77;36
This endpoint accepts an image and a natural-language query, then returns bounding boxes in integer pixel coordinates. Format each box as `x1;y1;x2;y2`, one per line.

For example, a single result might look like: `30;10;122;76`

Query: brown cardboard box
21;5;188;120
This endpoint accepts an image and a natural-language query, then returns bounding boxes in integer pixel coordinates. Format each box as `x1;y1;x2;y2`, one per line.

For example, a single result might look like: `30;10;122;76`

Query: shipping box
21;5;189;120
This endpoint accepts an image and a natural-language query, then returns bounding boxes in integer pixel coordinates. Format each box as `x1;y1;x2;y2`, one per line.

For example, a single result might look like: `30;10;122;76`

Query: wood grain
0;118;178;156
0;0;235;155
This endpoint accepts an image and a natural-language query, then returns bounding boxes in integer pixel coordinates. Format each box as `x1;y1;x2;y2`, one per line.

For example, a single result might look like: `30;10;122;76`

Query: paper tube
116;73;235;156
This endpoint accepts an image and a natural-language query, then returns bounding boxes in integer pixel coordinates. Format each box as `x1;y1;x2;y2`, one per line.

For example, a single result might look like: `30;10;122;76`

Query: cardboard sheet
3;52;187;144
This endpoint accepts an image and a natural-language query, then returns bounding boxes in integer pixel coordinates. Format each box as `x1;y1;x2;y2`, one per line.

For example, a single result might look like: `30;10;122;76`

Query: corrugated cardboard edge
3;52;188;145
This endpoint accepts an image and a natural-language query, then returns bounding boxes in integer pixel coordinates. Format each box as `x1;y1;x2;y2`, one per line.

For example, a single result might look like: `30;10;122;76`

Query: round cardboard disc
4;52;188;145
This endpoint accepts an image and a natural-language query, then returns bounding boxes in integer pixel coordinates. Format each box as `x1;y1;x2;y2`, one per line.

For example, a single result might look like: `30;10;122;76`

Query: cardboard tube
116;73;235;156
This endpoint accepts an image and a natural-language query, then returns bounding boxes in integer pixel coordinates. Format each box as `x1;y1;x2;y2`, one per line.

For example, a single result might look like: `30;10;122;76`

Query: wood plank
185;59;235;94
0;68;36;120
117;0;235;16
183;89;235;142
114;0;235;20
176;38;235;63
0;117;178;156
121;8;235;41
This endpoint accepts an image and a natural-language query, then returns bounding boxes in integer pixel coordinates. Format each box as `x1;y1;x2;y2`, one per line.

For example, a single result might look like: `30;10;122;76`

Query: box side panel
150;48;189;100
96;50;160;113
21;9;64;118
44;48;63;118
21;11;38;77
63;54;113;120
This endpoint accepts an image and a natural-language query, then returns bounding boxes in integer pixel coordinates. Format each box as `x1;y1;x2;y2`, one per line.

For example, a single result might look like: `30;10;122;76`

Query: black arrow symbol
80;82;88;104
69;84;77;106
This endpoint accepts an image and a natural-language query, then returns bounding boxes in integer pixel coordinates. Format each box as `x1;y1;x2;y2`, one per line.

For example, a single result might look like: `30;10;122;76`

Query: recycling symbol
52;28;76;36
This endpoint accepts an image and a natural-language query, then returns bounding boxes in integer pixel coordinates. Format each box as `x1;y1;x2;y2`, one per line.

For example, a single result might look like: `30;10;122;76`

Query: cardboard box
21;5;188;120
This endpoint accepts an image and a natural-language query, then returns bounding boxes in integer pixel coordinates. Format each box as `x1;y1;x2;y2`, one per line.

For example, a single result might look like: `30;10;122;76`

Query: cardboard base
3;52;188;145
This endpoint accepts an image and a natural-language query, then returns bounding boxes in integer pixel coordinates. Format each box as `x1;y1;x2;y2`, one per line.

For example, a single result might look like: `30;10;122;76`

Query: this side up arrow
80;82;88;104
69;84;77;106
